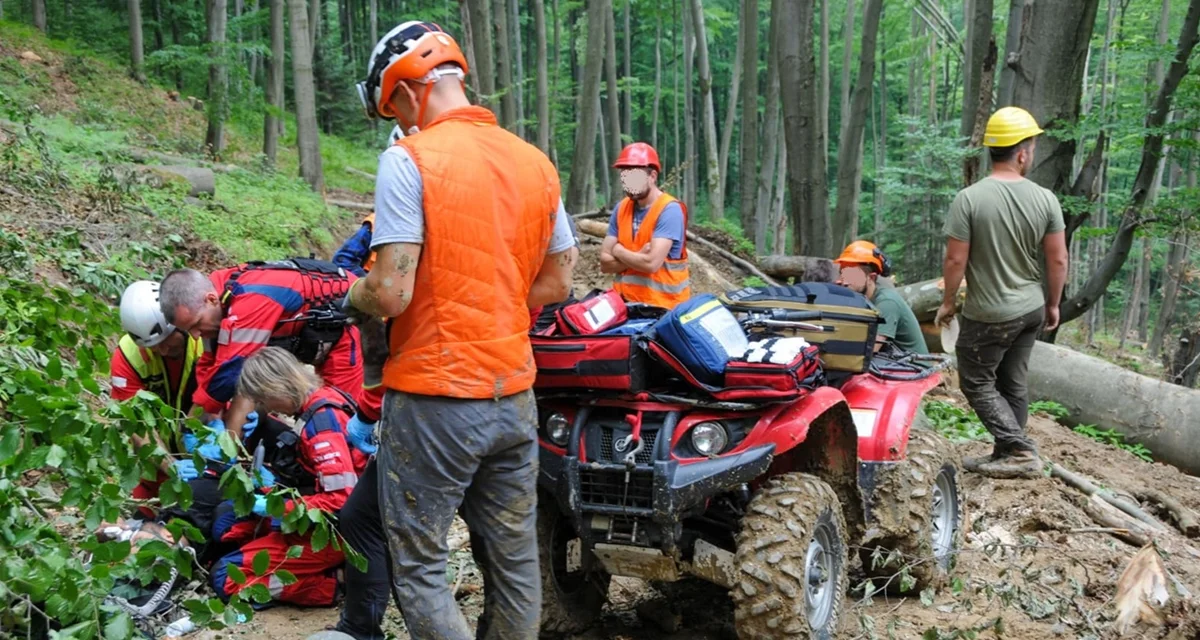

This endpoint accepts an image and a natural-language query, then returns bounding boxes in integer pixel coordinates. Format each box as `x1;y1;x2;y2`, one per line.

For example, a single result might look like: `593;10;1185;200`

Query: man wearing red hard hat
601;142;692;309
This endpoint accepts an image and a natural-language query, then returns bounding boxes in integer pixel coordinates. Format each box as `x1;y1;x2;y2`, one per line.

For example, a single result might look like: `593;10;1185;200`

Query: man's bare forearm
941;259;967;306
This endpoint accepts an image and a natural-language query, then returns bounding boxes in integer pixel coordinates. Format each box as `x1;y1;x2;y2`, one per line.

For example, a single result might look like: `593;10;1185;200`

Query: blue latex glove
253;465;276;489
181;432;200;454
173;459;198;481
197;441;227;464
241;412;260;440
183;418;226;454
344;415;378;455
251;494;269;517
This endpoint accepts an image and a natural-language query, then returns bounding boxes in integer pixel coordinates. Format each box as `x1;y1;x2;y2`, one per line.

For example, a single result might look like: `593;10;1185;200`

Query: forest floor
4;26;1200;640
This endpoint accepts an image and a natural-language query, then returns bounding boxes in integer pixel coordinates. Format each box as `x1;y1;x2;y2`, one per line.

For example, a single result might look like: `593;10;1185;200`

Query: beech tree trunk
875;14;887;237
128;0;145;82
689;0;723;219
771;143;788;255
622;0;632;139
533;0;550;154
1028;342;1200;474
1150;234;1190;359
683;0;697;208
1172;328;1200;388
1061;0;1200;326
564;0;607;213
819;0;829;157
263;0;284;165
651;19;662;149
998;0;1101;195
832;0;882;249
466;0;496;110
205;0;229;156
493;0;516;130
307;0;319;56
718;0;746;201
597;101;611;198
510;0;524;137
838;0;856;150
33;0;46;31
369;0;377;48
604;7;622;201
289;0;325;193
777;0;831;256
754;27;782;253
739;0;759;237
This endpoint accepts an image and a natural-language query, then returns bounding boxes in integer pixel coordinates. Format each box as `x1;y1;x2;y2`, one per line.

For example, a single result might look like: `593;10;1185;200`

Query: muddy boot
962;451;998;471
971;450;1043;479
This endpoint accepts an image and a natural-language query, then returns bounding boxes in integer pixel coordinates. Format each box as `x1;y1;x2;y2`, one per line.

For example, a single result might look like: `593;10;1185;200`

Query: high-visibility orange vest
612;192;692;309
383;106;559;399
362;214;378;272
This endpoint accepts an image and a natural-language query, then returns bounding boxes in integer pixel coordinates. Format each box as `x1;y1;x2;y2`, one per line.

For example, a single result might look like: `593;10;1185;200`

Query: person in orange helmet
601;142;692;309
834;241;927;354
340;20;576;640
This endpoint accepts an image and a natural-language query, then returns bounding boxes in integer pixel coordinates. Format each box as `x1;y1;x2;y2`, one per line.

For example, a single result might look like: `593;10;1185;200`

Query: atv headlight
690;422;728;456
546;413;571;447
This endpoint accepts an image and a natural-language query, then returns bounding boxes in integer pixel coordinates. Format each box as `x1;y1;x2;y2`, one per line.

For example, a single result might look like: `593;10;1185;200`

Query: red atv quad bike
531;291;963;639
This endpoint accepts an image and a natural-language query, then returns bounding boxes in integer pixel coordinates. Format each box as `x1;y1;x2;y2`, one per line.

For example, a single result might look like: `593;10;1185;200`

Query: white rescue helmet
388;125;404;145
119;280;176;348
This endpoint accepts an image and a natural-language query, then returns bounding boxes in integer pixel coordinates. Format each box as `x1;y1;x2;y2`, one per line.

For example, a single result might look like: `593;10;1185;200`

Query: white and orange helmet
356;21;469;121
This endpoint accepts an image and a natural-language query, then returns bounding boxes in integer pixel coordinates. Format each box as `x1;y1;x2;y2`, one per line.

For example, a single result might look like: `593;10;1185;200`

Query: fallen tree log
757;255;836;283
344;165;376;181
127;148;238;173
327;199;374;212
121;165;215;197
1134;489;1200;538
1028;341;1200;476
896;277;968;323
1081;494;1153;547
1049;463;1169;531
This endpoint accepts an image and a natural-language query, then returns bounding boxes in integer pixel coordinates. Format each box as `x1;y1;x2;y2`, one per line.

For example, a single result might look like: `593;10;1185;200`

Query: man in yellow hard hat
935;106;1069;480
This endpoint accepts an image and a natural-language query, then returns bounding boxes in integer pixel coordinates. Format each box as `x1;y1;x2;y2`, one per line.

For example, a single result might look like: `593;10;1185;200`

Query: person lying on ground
158;260;363;442
833;241;929;355
209;347;366;608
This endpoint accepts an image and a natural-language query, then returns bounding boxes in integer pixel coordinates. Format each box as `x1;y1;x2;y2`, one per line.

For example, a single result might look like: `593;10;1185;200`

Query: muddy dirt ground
199;399;1200;640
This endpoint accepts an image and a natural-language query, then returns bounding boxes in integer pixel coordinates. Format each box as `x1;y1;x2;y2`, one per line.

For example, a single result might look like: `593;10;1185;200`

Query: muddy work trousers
957;307;1044;456
376;390;541;640
336;459;392;640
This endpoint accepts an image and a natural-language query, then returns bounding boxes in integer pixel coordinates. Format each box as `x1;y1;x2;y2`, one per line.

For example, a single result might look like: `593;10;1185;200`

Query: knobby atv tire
733;473;848;640
860;428;963;593
537;501;611;636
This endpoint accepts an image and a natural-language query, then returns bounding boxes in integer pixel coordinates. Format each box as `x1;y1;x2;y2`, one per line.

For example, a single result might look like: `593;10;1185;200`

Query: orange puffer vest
612;192;692;309
383;106;560;399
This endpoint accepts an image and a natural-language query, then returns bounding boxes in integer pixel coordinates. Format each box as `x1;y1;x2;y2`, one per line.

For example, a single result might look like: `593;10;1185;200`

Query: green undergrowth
922;398;1154;462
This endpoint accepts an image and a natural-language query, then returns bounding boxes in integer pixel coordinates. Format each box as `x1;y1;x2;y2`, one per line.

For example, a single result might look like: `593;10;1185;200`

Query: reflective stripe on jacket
383;106;559;398
612;192;692;309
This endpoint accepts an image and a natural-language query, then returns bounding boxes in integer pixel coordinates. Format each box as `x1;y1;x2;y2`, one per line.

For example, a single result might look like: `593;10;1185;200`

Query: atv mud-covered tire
537;500;610;636
732;473;848;640
860;428;962;593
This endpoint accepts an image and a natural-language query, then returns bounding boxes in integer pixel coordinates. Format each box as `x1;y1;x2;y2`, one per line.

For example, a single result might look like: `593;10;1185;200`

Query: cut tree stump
1029;341;1200;475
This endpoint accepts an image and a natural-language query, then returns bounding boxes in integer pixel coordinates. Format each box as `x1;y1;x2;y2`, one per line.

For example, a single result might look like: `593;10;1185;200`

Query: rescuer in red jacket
209;347;367;607
158;259;364;440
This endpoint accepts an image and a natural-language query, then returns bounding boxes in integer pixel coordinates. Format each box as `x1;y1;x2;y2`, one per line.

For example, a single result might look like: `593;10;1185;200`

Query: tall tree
128;0;145;82
510;0;525;137
875;10;888;238
263;0;284;165
204;0;229;155
493;0;516;129
819;0;830;155
777;0;830;255
604;6;622;200
683;0;697;209
755;20;782;253
689;0;723;219
622;0;632;138
651;19;662;149
369;0;377;47
32;0;46;32
466;0;496;110
460;1;481;99
289;0;324;193
307;0;319;55
718;0;745;200
565;0;608;213
533;0;550;154
838;0;857;149
998;0;1101;194
832;0;883;247
961;0;994;141
739;0;759;235
1060;0;1200;326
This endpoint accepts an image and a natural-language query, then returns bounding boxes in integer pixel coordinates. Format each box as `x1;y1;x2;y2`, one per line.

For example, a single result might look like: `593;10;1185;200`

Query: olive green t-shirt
943;177;1065;323
872;284;929;354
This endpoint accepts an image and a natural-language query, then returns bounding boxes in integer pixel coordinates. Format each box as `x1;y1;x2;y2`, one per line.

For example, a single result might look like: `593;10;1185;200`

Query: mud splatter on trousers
957;307;1044;456
375;389;541;640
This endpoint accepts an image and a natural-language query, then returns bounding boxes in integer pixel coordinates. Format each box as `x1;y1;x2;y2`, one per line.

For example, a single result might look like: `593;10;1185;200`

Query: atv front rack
868;348;951;381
